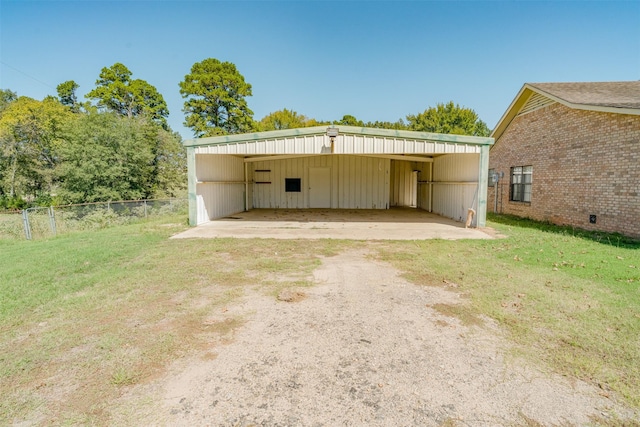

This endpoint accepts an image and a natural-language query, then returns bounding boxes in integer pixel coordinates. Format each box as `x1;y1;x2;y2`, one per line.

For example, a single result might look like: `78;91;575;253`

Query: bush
0;196;27;210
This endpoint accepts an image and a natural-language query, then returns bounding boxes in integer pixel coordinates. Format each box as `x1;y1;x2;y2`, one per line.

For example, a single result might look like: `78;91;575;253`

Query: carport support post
476;144;490;228
187;147;197;226
244;162;249;212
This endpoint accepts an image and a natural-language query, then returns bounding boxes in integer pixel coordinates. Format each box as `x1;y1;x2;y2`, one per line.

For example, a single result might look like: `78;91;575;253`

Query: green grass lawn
0;216;352;424
378;214;640;410
1;213;638;425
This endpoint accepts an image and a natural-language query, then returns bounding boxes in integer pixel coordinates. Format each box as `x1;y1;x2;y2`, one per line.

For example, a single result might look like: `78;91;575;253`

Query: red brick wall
488;102;640;238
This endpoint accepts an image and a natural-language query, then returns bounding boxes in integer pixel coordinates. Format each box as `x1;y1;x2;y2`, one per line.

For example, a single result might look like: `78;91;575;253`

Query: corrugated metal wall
195;154;245;223
431;154;479;222
390;161;420;207
250;155;390;209
336;156;390;209
193;151;481;223
195;134;483;156
196;135;328;155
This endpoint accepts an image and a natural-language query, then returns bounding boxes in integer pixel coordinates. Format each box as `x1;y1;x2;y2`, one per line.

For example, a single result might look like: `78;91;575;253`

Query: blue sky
1;1;639;139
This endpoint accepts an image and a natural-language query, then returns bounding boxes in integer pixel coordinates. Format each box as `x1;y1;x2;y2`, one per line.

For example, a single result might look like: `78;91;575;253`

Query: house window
510;166;532;202
285;178;301;192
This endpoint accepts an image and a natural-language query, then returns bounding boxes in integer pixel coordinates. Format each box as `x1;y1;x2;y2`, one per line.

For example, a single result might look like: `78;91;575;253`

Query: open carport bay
171;208;493;240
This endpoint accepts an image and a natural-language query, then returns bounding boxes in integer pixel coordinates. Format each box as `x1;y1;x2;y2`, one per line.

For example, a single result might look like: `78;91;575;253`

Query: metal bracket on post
22;209;32;240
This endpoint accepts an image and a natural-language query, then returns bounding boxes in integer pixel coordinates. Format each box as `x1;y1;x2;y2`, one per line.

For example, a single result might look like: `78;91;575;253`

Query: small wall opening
285;178;302;192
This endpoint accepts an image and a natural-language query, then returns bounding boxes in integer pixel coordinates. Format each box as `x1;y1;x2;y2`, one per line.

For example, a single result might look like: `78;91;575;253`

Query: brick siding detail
488;103;640;238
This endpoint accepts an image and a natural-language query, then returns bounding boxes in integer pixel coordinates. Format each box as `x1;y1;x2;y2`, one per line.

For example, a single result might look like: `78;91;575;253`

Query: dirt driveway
114;250;632;426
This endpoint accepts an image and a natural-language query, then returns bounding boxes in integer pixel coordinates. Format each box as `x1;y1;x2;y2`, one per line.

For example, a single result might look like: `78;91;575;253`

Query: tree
179;58;254;137
335;115;364;127
0;89;17;113
86;63;169;128
0;96;73;201
258;109;327;131
406;101;490;136
57;112;155;203
139;119;187;198
333;115;407;130
57;112;186;204
56;80;81;112
364;119;407;130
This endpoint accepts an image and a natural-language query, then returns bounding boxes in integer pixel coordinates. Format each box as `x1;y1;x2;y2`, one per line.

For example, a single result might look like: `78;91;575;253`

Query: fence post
22;209;32;240
48;206;57;237
144;200;148;218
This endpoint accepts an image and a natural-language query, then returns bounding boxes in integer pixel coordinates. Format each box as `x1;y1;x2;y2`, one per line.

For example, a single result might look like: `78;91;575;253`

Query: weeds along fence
1;198;187;241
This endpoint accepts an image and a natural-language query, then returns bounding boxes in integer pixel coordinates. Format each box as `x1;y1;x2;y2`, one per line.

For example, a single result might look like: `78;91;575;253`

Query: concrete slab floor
171;208;494;241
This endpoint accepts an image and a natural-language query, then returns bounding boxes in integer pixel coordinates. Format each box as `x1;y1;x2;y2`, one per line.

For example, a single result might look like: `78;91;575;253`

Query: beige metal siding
196;184;245;223
432;154;479;221
433;154;479;182
195;135;329;155
413;162;432;211
337;136;482;155
251;156;331;209
390;161;419;207
336;156;390;209
432;184;478;222
251;155;390;209
195;155;245;223
194;135;483;156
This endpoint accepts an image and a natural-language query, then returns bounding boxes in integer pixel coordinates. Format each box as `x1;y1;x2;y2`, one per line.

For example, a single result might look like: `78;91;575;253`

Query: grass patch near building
377;214;640;409
1;212;638;424
0;215;352;425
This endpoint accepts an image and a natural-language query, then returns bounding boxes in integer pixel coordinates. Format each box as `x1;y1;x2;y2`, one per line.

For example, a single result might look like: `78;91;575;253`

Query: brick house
488;82;640;238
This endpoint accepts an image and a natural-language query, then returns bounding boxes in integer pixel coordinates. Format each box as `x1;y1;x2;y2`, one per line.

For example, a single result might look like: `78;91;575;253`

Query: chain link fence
1;198;187;241
0;210;25;240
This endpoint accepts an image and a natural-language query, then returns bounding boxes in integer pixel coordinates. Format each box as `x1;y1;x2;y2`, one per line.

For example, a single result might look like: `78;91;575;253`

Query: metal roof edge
183;126;328;147
334;125;494;145
184;125;494;148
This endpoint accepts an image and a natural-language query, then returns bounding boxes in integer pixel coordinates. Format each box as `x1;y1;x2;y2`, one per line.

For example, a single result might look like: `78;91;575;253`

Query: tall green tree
0;96;73;201
141;121;187;198
365;119;407;130
0;89;17;113
57;112;155;203
335;114;364;127
334;115;407;130
86;63;169;128
258;109;327;131
406;101;490;136
56;80;81;112
179;58;254;137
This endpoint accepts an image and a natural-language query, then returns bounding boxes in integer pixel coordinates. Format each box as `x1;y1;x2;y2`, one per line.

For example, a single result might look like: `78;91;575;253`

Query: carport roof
183;125;494;149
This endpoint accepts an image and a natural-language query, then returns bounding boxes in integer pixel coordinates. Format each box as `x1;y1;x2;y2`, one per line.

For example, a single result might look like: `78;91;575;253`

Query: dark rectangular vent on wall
285;178;301;192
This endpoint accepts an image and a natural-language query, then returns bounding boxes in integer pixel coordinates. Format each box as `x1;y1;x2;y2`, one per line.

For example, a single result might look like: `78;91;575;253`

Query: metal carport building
184;126;494;227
